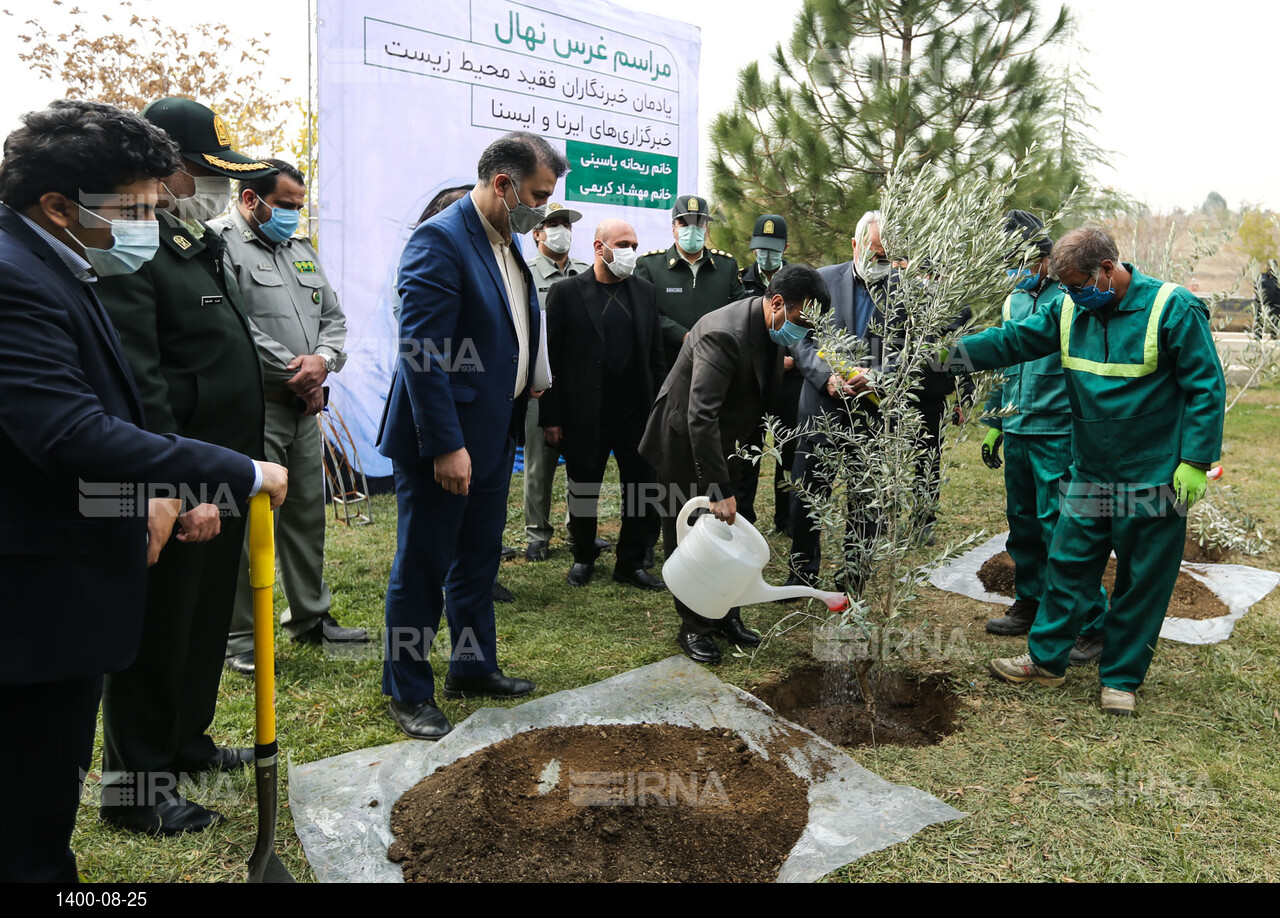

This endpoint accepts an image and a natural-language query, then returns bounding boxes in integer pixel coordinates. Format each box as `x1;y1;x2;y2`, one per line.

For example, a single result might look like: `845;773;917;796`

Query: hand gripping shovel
247;493;295;883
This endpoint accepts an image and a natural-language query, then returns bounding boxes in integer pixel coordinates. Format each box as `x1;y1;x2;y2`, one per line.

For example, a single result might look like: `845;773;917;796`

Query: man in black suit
540;219;666;591
640;265;830;664
0;100;287;882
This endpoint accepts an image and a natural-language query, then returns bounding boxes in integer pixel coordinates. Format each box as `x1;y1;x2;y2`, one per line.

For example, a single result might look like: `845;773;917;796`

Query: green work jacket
983;279;1072;437
97;210;265;460
636;243;746;369
959;265;1225;487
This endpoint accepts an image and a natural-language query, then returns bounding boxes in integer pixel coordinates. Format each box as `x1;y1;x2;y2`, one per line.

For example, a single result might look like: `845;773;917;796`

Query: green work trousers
1003;433;1106;637
227;401;332;654
1028;476;1187;691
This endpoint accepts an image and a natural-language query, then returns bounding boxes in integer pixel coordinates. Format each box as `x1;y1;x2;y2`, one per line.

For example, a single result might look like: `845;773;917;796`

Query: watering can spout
737;580;850;612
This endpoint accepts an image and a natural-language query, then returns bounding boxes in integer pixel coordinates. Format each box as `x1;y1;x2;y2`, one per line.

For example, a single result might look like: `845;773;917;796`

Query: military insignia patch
294;260;317;273
763;219;775;235
311;290;322;305
687;197;699;212
243;230;256;241
213;114;232;147
174;236;192;250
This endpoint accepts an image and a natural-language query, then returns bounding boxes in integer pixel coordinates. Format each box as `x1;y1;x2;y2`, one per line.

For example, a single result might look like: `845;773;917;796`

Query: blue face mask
1068;273;1116;310
1007;267;1040;291
252;199;301;243
768;300;809;346
74;205;160;276
676;224;706;254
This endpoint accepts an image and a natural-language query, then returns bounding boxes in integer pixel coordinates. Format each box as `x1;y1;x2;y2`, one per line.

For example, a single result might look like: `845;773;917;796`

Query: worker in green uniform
96;98;273;835
635;194;746;372
956;226;1225;716
982;212;1107;666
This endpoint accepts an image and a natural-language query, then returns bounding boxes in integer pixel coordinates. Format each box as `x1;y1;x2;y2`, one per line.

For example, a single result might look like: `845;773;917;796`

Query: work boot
989;653;1065;687
1100;686;1136;716
985;598;1038;636
1069;634;1104;666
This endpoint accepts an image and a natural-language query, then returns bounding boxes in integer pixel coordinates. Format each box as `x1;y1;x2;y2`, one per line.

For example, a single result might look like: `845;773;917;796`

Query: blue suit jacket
377;193;539;479
0;206;255;686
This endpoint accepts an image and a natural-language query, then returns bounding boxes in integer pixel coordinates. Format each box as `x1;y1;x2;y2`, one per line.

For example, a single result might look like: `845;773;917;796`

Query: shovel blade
247;851;295;884
245;752;295;883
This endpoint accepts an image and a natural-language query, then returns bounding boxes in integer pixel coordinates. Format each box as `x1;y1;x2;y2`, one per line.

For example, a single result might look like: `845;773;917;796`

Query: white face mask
542;225;572;254
168;173;232;223
605;243;638;279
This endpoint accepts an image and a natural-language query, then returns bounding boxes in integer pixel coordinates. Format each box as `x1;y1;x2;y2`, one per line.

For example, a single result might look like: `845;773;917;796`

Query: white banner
318;0;701;478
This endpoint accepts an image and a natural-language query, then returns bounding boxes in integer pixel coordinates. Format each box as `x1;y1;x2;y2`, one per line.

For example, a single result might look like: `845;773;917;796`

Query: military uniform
960;265;1226;691
637;243;746;370
97;206;267;796
524;247;591;548
211;207;348;654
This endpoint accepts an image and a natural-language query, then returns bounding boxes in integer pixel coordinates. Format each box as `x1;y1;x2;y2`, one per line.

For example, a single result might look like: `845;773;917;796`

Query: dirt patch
977;551;1230;621
751;666;959;748
387;724;810;883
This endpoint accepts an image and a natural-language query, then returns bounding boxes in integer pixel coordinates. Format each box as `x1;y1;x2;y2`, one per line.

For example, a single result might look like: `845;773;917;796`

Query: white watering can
662;496;850;619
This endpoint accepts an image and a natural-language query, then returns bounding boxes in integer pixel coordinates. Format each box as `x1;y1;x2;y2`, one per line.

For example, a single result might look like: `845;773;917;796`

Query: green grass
73;382;1280;882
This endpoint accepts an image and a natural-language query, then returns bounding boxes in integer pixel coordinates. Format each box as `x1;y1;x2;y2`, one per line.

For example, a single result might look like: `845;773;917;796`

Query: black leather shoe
1069;633;1104;666
443;669;536;699
525;540;550;562
294;613;369;645
567;561;594;587
612;568;667;591
225;649;256;675
178;746;253;774
714;614;761;648
677;629;721;665
985;599;1038;636
100;797;223;837
387;699;452;740
493;581;515;603
501;545;517;561
594;537;611;553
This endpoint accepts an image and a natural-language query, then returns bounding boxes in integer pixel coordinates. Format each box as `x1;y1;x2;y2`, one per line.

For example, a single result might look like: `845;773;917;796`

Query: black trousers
564;406;658;573
101;509;247;806
0;675;102;882
771;372;803;534
915;393;948;527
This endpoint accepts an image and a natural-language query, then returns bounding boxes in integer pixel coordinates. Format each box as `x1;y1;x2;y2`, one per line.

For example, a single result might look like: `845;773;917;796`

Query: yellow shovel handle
248;493;276;746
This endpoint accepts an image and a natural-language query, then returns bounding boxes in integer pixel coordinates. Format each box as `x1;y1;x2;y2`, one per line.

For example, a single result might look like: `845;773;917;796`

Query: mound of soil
387;724;810;883
752;666;959;748
977;551;1230;621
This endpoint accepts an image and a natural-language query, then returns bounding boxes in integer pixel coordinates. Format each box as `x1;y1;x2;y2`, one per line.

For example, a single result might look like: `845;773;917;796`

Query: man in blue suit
0;100;288;882
377;132;566;739
787;210;896;591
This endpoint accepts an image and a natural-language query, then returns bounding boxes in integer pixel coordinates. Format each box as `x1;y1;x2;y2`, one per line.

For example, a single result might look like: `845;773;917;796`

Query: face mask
542;225;572;254
604;243;638;279
676;224;705;254
251;198;301;243
1008;267;1040;292
756;249;783;273
858;257;891;284
503;179;548;236
1069;273;1116;310
73;205;160;276
169;174;232;222
768;299;809;346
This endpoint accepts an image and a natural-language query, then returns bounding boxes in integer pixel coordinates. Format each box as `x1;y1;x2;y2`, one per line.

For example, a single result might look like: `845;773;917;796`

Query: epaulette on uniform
641;249;666;257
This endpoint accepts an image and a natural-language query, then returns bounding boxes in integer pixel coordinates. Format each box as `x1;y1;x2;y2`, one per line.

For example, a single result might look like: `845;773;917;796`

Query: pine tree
710;0;1072;265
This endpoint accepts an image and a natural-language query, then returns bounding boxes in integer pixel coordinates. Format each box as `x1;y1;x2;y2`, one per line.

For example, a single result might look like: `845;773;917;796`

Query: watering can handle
675;496;713;545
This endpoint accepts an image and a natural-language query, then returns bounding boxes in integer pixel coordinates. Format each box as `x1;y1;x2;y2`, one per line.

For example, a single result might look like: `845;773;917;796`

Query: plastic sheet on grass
288;656;965;883
927;531;1280;645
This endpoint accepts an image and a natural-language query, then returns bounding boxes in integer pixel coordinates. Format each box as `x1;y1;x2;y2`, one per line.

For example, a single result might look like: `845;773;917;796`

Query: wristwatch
318;351;337;373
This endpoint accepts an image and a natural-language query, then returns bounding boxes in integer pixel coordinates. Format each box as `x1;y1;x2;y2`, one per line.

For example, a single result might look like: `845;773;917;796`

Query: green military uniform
635;194;746;371
961;265;1226;691
985;279;1106;634
98;208;266;788
211;208;348;654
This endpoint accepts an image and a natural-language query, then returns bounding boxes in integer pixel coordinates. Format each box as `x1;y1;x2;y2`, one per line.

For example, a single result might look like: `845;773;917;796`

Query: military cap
141;97;277;179
535;202;583;229
750;214;788;252
671;194;721;222
1003;209;1053;259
